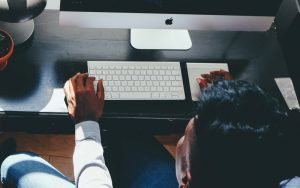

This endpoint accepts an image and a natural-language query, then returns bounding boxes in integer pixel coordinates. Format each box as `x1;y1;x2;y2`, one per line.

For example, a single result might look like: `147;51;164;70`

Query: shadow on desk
0;36;40;100
54;60;88;87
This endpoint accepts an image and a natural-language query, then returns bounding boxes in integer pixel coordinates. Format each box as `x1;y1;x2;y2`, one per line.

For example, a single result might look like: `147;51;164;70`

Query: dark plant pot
0;29;14;71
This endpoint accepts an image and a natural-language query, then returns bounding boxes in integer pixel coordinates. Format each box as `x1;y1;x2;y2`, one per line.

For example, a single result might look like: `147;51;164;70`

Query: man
176;80;290;188
1;72;298;188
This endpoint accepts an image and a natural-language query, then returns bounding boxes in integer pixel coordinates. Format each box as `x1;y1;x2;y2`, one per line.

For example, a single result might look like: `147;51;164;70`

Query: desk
0;10;291;132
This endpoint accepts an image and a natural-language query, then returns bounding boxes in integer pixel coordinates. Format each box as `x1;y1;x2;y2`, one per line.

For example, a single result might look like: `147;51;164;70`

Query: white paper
40;88;68;113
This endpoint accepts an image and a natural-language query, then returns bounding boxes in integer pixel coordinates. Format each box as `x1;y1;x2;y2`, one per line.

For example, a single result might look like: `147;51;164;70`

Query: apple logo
165;17;173;25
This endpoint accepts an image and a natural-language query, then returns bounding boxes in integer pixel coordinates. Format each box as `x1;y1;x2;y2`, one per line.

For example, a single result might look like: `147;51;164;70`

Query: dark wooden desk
0;10;290;133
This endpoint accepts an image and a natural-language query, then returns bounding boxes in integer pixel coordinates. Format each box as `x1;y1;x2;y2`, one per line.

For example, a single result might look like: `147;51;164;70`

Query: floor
0;132;181;187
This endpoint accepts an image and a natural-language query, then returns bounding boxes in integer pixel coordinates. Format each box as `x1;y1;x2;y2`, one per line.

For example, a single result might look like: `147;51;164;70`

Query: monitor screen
61;0;282;16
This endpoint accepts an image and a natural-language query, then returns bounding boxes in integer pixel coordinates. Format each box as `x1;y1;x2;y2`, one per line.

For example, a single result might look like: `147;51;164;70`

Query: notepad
275;77;300;110
186;62;229;101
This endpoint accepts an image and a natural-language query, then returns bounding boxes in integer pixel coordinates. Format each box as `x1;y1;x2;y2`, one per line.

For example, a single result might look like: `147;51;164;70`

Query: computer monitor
59;0;282;50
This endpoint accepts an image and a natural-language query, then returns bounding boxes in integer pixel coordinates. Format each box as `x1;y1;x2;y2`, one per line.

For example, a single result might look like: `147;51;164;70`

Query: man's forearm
73;121;113;188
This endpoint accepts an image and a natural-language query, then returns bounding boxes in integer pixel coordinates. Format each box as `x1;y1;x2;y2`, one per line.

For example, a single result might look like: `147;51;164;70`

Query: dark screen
60;0;283;16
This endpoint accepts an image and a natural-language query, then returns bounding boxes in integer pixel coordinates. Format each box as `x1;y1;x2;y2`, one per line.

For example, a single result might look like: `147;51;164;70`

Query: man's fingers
82;73;89;83
210;71;223;76
97;80;105;100
86;77;96;91
216;69;233;80
210;69;229;76
210;70;220;74
76;73;87;90
70;72;80;91
201;74;210;78
70;72;80;82
197;78;208;89
200;74;211;82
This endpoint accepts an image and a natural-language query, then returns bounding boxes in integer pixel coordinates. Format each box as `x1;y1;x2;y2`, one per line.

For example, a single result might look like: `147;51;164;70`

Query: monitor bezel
59;11;274;31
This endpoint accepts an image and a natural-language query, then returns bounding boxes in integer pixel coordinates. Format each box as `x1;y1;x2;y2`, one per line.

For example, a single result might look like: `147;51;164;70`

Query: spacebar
119;92;152;99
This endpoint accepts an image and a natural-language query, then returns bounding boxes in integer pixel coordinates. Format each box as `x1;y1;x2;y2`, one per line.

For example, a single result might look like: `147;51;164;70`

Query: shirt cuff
75;121;101;142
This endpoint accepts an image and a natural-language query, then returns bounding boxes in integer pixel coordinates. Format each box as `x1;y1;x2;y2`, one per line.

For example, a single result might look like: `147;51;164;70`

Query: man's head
176;80;288;188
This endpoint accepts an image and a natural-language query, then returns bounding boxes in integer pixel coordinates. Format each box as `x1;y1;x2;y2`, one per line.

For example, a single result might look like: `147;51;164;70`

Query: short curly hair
189;80;288;188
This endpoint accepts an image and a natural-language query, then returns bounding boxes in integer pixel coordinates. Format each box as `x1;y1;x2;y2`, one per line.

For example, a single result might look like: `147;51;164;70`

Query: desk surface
0;10;290;120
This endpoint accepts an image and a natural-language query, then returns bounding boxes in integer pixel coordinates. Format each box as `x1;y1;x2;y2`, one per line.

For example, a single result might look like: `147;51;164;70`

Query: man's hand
196;69;233;89
64;73;105;124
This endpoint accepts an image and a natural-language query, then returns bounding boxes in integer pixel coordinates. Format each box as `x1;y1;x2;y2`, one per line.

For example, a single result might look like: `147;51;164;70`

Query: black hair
189;80;289;188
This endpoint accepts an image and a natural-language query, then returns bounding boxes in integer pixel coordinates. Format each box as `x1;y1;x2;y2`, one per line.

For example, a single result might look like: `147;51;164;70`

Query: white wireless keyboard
88;61;185;100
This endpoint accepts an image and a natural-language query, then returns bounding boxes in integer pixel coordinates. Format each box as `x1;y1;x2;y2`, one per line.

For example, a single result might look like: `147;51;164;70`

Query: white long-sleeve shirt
73;121;113;188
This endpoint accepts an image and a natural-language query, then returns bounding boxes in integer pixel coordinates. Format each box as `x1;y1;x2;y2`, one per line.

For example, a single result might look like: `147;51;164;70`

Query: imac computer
59;0;282;50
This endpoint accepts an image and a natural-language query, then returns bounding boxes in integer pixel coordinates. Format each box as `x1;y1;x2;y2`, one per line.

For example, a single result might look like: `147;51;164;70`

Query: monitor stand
130;29;192;50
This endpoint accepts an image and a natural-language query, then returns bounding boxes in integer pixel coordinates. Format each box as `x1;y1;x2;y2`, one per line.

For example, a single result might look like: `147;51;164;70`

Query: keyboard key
120;92;151;99
170;87;182;91
109;81;114;86
163;76;169;81
128;81;134;86
115;81;121;86
105;93;111;99
119;87;125;91
135;70;140;75
151;76;157;81
152;93;159;98
89;70;96;74
176;76;182;80
172;70;181;75
107;75;112;80
111;93;119;98
132;76;138;81
121;81;127;86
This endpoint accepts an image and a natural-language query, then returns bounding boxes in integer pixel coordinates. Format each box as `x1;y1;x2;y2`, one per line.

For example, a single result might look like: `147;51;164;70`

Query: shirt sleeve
280;177;300;188
73;121;113;188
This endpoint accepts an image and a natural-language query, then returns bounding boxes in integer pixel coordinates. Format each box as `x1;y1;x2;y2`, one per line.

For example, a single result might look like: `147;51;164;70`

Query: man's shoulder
280;177;300;188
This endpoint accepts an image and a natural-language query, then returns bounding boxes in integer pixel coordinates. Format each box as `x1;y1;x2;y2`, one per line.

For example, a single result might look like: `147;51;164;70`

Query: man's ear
179;171;192;188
